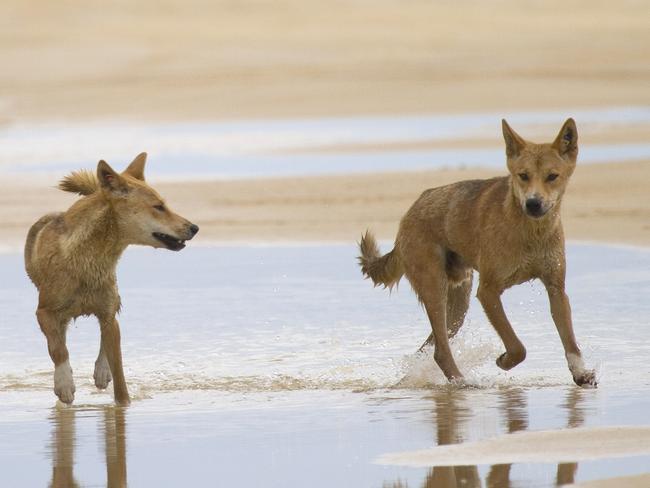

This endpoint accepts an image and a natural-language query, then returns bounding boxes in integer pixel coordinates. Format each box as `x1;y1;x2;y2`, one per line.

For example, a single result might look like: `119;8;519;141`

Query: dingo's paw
94;359;112;390
54;361;75;404
574;369;598;388
449;376;469;388
496;349;526;371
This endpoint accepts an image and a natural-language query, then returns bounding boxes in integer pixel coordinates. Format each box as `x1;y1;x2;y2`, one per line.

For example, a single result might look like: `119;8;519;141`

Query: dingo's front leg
544;281;597;388
37;308;75;404
477;282;527;371
405;246;463;382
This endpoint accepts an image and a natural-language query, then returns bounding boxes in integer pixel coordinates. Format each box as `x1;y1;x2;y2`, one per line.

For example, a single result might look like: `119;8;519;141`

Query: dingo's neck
60;194;127;274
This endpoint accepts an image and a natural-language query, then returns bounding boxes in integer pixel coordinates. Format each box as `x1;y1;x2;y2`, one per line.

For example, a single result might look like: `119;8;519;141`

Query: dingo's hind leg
98;316;130;405
447;275;473;339
404;243;463;381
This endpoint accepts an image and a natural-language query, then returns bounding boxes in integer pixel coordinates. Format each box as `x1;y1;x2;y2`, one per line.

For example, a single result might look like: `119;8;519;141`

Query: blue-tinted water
1;243;649;486
1;106;649;179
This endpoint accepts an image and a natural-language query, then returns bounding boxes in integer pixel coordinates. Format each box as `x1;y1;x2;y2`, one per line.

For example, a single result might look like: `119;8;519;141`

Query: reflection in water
49;407;79;488
385;387;587;488
555;388;586;486
486;388;528;488
104;407;127;488
423;389;480;487
48;406;127;488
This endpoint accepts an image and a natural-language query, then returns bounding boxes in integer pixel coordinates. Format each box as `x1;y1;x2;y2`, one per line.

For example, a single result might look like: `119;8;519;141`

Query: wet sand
568;474;650;488
2;159;649;251
378;426;650;466
132;159;650;247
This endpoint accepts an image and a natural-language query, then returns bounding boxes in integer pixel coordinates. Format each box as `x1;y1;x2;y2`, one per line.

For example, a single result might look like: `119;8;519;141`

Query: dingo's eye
518;173;529;181
546;173;559;182
153;204;166;212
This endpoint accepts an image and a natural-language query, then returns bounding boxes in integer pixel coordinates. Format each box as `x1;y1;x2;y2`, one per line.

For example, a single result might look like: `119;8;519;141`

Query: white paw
54;360;75;404
94;358;112;390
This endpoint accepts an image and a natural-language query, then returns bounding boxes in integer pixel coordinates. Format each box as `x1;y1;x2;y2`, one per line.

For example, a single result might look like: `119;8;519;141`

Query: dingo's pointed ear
553;118;578;160
502;119;525;158
123;152;147;181
97;160;128;193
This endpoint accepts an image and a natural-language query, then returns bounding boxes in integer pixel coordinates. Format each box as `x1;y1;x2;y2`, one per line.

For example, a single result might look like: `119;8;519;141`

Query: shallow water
1;243;650;486
1;106;649;179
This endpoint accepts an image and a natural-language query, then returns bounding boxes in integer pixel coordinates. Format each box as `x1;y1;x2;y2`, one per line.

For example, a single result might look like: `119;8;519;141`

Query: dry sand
0;0;649;123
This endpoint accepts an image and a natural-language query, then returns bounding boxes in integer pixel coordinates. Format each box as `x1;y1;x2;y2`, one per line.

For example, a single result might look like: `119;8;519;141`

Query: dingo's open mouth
153;232;186;251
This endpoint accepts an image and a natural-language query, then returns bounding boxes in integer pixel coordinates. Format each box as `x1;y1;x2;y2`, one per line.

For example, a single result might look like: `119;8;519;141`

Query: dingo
25;153;199;405
359;119;596;387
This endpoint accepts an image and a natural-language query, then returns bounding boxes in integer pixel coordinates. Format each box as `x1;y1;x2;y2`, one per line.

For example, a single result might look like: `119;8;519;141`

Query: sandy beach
1;0;649;123
2;160;649;251
2;1;649;486
1;0;649;250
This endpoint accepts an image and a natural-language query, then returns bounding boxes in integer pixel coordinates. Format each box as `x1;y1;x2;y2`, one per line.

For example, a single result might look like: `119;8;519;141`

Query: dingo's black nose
189;224;199;236
525;198;543;216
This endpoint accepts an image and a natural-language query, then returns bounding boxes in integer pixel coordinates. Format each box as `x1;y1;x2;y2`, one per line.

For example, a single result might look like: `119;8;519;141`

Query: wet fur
359;119;596;387
25;153;199;405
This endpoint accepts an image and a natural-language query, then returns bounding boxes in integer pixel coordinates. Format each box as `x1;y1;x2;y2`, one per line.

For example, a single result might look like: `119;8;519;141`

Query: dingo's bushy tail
58;170;99;196
358;231;403;289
